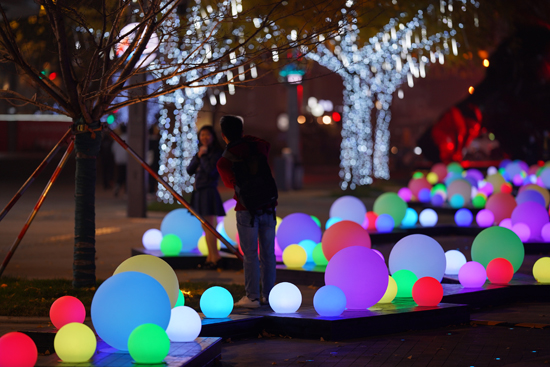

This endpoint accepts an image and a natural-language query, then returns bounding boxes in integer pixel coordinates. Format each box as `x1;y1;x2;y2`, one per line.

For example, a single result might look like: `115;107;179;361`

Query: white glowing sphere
444;250;467;275
165;306;202;342
269;282;302;313
142;229;163;250
419;209;438;227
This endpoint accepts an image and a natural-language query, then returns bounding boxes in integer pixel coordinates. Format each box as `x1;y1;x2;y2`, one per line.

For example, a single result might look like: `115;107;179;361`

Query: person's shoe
260;296;269;306
234;296;260;308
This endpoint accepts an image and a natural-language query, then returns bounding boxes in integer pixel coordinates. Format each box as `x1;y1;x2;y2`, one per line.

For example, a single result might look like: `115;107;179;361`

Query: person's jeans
236;210;277;301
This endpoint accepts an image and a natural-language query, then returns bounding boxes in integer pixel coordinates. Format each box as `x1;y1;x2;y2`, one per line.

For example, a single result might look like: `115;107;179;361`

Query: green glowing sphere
53;323;97;362
378;276;397;303
447;162;463;174
472;194;487;208
392;269;418;298
282;244;307;268
373;192;408;225
128;323;170;364
310;215;321;227
312;243;328;266
160;234;182;256
412;171;424;179
174;289;185;307
533;257;550;283
471;226;524;273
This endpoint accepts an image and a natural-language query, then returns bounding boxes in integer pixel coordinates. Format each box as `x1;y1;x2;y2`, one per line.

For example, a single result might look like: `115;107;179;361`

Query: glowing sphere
431;163;448;182
486;258;514;285
501;182;513;194
431;193;444;207
160;234;182;256
375;214;395;233
472;194;487;208
447;161;463;174
431;183;447;199
448;179;472;204
392;269;418;298
326;217;343;229
313;285;347;317
312;243;328;266
91;271;171;351
128;324;170;364
518;184;550;208
419;209;438;227
465;168;484;183
426;172;439;185
277;213;322;251
400;208;418;228
283;244;307;268
54;323;96;362
365;211;378;231
471;226;524;273
539;167;550;188
445;250;467;275
298;239;317;262
486;173;506;194
418;188;431;203
142;229;163;250
389;234;446;281
325;246;388;309
50;296;86;329
161;208;202;252
329;196;367;225
378;276;397;303
175;290;185;307
542;223;550;242
408;178;432;199
478;181;494;196
373;192;408;224
197;235;221;255
511;223;531;242
372;248;385;261
321;220;371;261
223;206;238;243
454;208;473;227
397;187;412;202
269;282;302;313
476;209;495;227
412;171;424;179
511;201;549;241
0;332;37;367
516;189;546;208
458;261;487;288
412;277;443;306
533;257;550;283
200;286;233;318
311;215;321;227
166;306;202;342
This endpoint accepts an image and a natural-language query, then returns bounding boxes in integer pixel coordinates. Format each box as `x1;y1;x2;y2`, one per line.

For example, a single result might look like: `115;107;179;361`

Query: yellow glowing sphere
276;216;283;231
533;257;550;283
197;235;221;255
426;172;439;185
282;244;307;268
53;323;97;362
378;276;398;303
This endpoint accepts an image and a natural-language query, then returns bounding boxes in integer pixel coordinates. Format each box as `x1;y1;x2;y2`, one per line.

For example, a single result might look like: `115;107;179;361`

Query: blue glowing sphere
313;285;347;317
91;272;171;351
269;282;302;313
431;193;444;207
298;239;317;263
400;208;418;228
389;234;446;281
200;286;233;318
455;208;473;227
375;214;395;233
419;209;438;227
418;188;431;203
445;250;467;275
160;209;203;252
325;217;343;229
277;213;322;251
329;196;367;225
516;189;546;208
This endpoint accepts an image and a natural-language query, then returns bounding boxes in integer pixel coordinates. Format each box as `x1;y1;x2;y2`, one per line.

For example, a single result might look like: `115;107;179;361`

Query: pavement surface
1;153;550;366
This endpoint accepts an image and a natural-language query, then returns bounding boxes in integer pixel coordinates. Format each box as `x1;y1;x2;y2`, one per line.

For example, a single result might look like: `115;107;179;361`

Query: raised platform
131;248;243;270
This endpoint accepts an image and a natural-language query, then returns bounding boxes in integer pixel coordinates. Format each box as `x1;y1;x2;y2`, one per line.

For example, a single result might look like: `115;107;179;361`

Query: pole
107;128;243;261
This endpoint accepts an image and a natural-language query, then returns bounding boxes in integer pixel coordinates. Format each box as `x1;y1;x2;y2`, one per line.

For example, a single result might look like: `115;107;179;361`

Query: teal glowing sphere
471;226;524;272
160;234;182;256
392;269;418;298
312;243;328;266
325;217;343;229
400;208;418;228
175;290;185;307
128;324;170;364
200;286;233;318
298;239;318;263
313;285;347;317
449;194;465;209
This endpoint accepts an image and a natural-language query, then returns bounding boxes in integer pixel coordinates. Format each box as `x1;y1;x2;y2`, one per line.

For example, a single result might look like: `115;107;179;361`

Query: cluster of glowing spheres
454;208;473;227
419;209;438;227
475;209;495;227
142;228;163;250
277;213;322;251
373;192;407;225
458;261;486;288
321;220;371;261
486;258;514;284
389;234;446;281
412;277;443;306
298;239;317;262
160;234;182;256
485;193;517;225
269;282;302;313
392;269;418;298
444;250;467;275
375;213;395;233
200;286;234;318
400;208;418;228
0;332;38;367
161;208;202;252
533;257;550;283
329;195;367;225
128;323;170;364
378;276;397;303
313;285;347;317
511;201;549;241
471;226;524;273
166;306;202;342
282;245;307;268
50;296;86;329
325;246;388;309
54;323;97;362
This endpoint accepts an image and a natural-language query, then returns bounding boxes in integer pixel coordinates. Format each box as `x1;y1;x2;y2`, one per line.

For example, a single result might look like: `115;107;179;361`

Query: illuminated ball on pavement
128;323;170;364
408;177;432;199
449;194;465;209
313;285;347;317
419;209;438;227
458;261;487;288
412;277;443;306
511;223;531;242
426;172;439;185
511;201;550;241
518;184;550;208
485;192;516;225
400;208;418;228
269;282;302;313
397;187;412;202
418;188;431;203
447;179;472;204
472;194;487;209
325;246;388;309
0;332;37;367
312;243;328;266
200;286;233;318
321;220;371;261
431;163;448;182
539;167;550;189
91;271;171;351
223;206;238;243
326;217;343;229
542;223;550;242
375;214;395;233
373;192;408;225
478;181;494;197
392;269;418;298
486;173;506;194
476;209;495;227
161;208;202;252
142;228;163;250
160;234;182;256
389;234;446;281
54;323;96;362
471;226;524;273
486;258;514;285
298;239;318;262
166;306;202;342
445;250;467;275
378;276;398;303
50;296;86;329
283;244;307;268
366;211;379;231
329;195;367;225
277;213;322;251
197;235;221;255
455;208;473;227
533;257;550;283
431;193;445;207
175;289;185;307
516;189;546;208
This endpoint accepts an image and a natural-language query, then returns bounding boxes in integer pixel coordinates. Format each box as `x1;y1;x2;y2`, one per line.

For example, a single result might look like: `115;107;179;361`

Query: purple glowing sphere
541;223;550;242
418;188;431;203
458;261;487;288
397;187;412;202
476;209;494;228
431;193;444;207
511;201;550;241
511;223;531;242
516;190;546;208
499;218;513;230
277;213;322;251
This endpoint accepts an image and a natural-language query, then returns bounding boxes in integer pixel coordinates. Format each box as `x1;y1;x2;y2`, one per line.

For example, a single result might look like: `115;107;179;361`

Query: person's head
197;125;221;151
220;115;243;143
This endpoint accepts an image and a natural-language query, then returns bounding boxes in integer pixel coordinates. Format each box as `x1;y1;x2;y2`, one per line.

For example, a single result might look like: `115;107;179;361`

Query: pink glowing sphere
458;261;487;288
511;223;531;242
50;296;86;329
476;209;495;228
408;177;432;199
478;181;494;196
277;213;322;251
542;223;550;242
486;258;514;284
485;192;516;224
325;246;388;309
499;218;513;230
511;201;550;241
397;187;412;202
412;277;443;307
431;163;448;182
321;220;371;261
0;332;38;367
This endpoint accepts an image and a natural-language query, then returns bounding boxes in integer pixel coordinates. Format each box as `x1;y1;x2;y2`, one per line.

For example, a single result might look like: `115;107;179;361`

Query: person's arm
200;150;222;179
186;154;200;175
217;156;236;189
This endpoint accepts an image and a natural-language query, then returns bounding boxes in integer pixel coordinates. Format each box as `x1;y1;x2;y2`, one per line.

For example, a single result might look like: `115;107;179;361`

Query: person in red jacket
217;115;277;308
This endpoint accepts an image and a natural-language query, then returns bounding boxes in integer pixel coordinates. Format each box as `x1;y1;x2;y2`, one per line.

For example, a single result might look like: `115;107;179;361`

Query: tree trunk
73;119;102;288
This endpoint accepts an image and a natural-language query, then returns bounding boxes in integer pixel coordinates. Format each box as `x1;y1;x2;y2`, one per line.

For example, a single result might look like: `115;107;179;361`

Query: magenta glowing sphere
412;277;443;307
276;213;322;251
389;234;446;282
478;181;494;196
512;174;524;186
431;163;448;182
325;246;388;310
50;296;86;329
321;220;371;261
499;218;513;230
397;187;412;202
542;223;550;242
476;209;494;228
454;208;473;227
511;201;549;241
511;223;531;242
0;332;38;367
486;257;514;284
458;261;487;288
